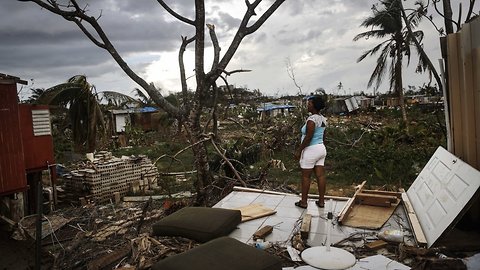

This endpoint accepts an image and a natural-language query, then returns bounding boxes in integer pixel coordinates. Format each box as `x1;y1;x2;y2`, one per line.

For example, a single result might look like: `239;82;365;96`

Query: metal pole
35;178;43;270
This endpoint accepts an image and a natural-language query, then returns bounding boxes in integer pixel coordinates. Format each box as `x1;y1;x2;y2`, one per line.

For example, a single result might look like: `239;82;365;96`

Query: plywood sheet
460;22;477;165
447;33;463;157
233;203;276;222
341;202;399;229
407;146;480;248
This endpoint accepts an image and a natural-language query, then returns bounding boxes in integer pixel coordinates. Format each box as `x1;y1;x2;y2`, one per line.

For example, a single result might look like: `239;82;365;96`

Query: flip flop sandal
315;201;325;208
295;201;307;209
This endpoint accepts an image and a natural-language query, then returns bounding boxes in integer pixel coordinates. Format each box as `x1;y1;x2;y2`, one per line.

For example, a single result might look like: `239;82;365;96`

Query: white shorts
299;144;327;169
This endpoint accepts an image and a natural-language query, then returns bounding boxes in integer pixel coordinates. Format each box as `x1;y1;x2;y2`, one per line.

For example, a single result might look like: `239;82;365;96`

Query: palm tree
36;75;105;152
354;0;425;132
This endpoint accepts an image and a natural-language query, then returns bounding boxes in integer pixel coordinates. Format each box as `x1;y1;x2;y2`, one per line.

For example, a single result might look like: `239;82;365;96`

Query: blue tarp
137;106;158;113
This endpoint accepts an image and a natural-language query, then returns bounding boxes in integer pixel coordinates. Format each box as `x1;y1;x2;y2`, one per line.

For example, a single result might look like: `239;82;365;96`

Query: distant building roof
257;103;295;112
110;107;158;114
0;73;27;85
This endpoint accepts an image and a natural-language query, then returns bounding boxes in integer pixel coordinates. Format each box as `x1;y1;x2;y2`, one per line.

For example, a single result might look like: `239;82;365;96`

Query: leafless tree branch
208;0;285;82
207;24;220;72
24;0;182;119
285;58;303;95
179;35;195;114
156;0;195;25
222;69;252;76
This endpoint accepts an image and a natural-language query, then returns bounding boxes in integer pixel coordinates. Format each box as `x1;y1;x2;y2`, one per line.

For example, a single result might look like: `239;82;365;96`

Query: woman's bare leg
300;168;313;206
314;165;326;205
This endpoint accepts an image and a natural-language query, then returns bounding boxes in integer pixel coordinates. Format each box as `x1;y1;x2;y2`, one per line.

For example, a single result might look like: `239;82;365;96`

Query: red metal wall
18;104;55;172
0;80;27;195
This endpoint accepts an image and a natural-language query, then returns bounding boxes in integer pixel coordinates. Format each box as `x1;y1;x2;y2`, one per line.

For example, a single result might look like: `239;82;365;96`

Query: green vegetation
217;104;446;195
51;92;446;198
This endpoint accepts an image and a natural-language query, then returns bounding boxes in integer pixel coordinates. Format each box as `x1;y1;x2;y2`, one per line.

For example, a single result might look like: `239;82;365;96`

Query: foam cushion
152;207;241;243
151;236;282;270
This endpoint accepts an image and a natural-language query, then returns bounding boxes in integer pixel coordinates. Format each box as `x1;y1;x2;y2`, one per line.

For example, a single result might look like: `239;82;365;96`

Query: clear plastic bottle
378;229;404;243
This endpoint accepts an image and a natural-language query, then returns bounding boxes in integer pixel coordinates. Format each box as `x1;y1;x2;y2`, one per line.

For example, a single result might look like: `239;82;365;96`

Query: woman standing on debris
294;95;327;209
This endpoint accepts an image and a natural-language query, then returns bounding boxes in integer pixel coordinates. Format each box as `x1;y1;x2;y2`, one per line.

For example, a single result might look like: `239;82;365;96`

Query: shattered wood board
19;214;71;239
338;181;401;229
233;203;276;222
407;146;480;248
340;202;400;229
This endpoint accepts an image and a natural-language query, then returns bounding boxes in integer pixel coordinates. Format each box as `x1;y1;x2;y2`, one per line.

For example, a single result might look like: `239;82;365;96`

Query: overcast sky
1;0;477;100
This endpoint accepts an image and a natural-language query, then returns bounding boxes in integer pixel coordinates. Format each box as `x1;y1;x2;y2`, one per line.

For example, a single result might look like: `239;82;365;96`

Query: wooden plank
355;193;398;207
300;214;312;239
0;215;16;228
356;193;398;202
123;192;192;202
87;244;131;270
365;239;388;250
253;225;273;240
460;22;477;166
447;33;463;157
361;190;402;198
233;203;276;222
232;186;350;201
401;192;427;247
474;47;480;171
472;16;480;170
338;181;366;223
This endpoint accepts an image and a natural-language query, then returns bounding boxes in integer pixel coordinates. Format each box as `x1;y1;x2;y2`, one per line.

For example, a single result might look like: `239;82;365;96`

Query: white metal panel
32;109;52;136
407;146;480;247
115;114;128;133
345;97;359;112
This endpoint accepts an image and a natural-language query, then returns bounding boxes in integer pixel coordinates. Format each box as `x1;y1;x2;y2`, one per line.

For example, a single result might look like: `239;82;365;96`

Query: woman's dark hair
308;95;325;111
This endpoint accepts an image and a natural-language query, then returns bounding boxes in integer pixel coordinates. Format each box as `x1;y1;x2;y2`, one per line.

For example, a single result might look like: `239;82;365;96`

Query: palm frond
353;29;391;41
132;88;154;106
36;75;105;152
368;45;390;89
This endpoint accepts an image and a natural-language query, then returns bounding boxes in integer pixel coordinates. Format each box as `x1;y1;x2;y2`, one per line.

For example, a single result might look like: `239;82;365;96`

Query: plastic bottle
378;229;404;243
255;239;272;249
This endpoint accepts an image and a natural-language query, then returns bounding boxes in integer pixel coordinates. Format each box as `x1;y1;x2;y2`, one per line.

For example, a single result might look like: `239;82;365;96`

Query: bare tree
285;57;303;95
21;0;286;204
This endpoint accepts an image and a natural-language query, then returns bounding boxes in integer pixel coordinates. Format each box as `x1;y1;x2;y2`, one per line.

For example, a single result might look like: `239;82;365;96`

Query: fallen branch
210;135;247;187
136;197;152;236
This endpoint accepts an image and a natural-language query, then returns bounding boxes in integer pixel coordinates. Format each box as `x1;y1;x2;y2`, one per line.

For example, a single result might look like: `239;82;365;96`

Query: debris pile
28;200;194;269
63;152;159;204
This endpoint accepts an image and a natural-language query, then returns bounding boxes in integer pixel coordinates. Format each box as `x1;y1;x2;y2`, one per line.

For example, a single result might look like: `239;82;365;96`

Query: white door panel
407;146;480;248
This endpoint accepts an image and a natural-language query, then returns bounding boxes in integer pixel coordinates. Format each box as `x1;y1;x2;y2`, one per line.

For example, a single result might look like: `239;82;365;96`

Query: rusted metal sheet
0;80;27;195
18;104;55;172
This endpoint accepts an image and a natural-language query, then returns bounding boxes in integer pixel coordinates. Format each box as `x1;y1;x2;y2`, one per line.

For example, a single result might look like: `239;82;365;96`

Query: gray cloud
1;0;475;98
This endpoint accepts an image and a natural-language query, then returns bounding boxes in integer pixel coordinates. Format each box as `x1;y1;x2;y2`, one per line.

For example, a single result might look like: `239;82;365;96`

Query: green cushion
152;207;241;243
151;236;282;270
